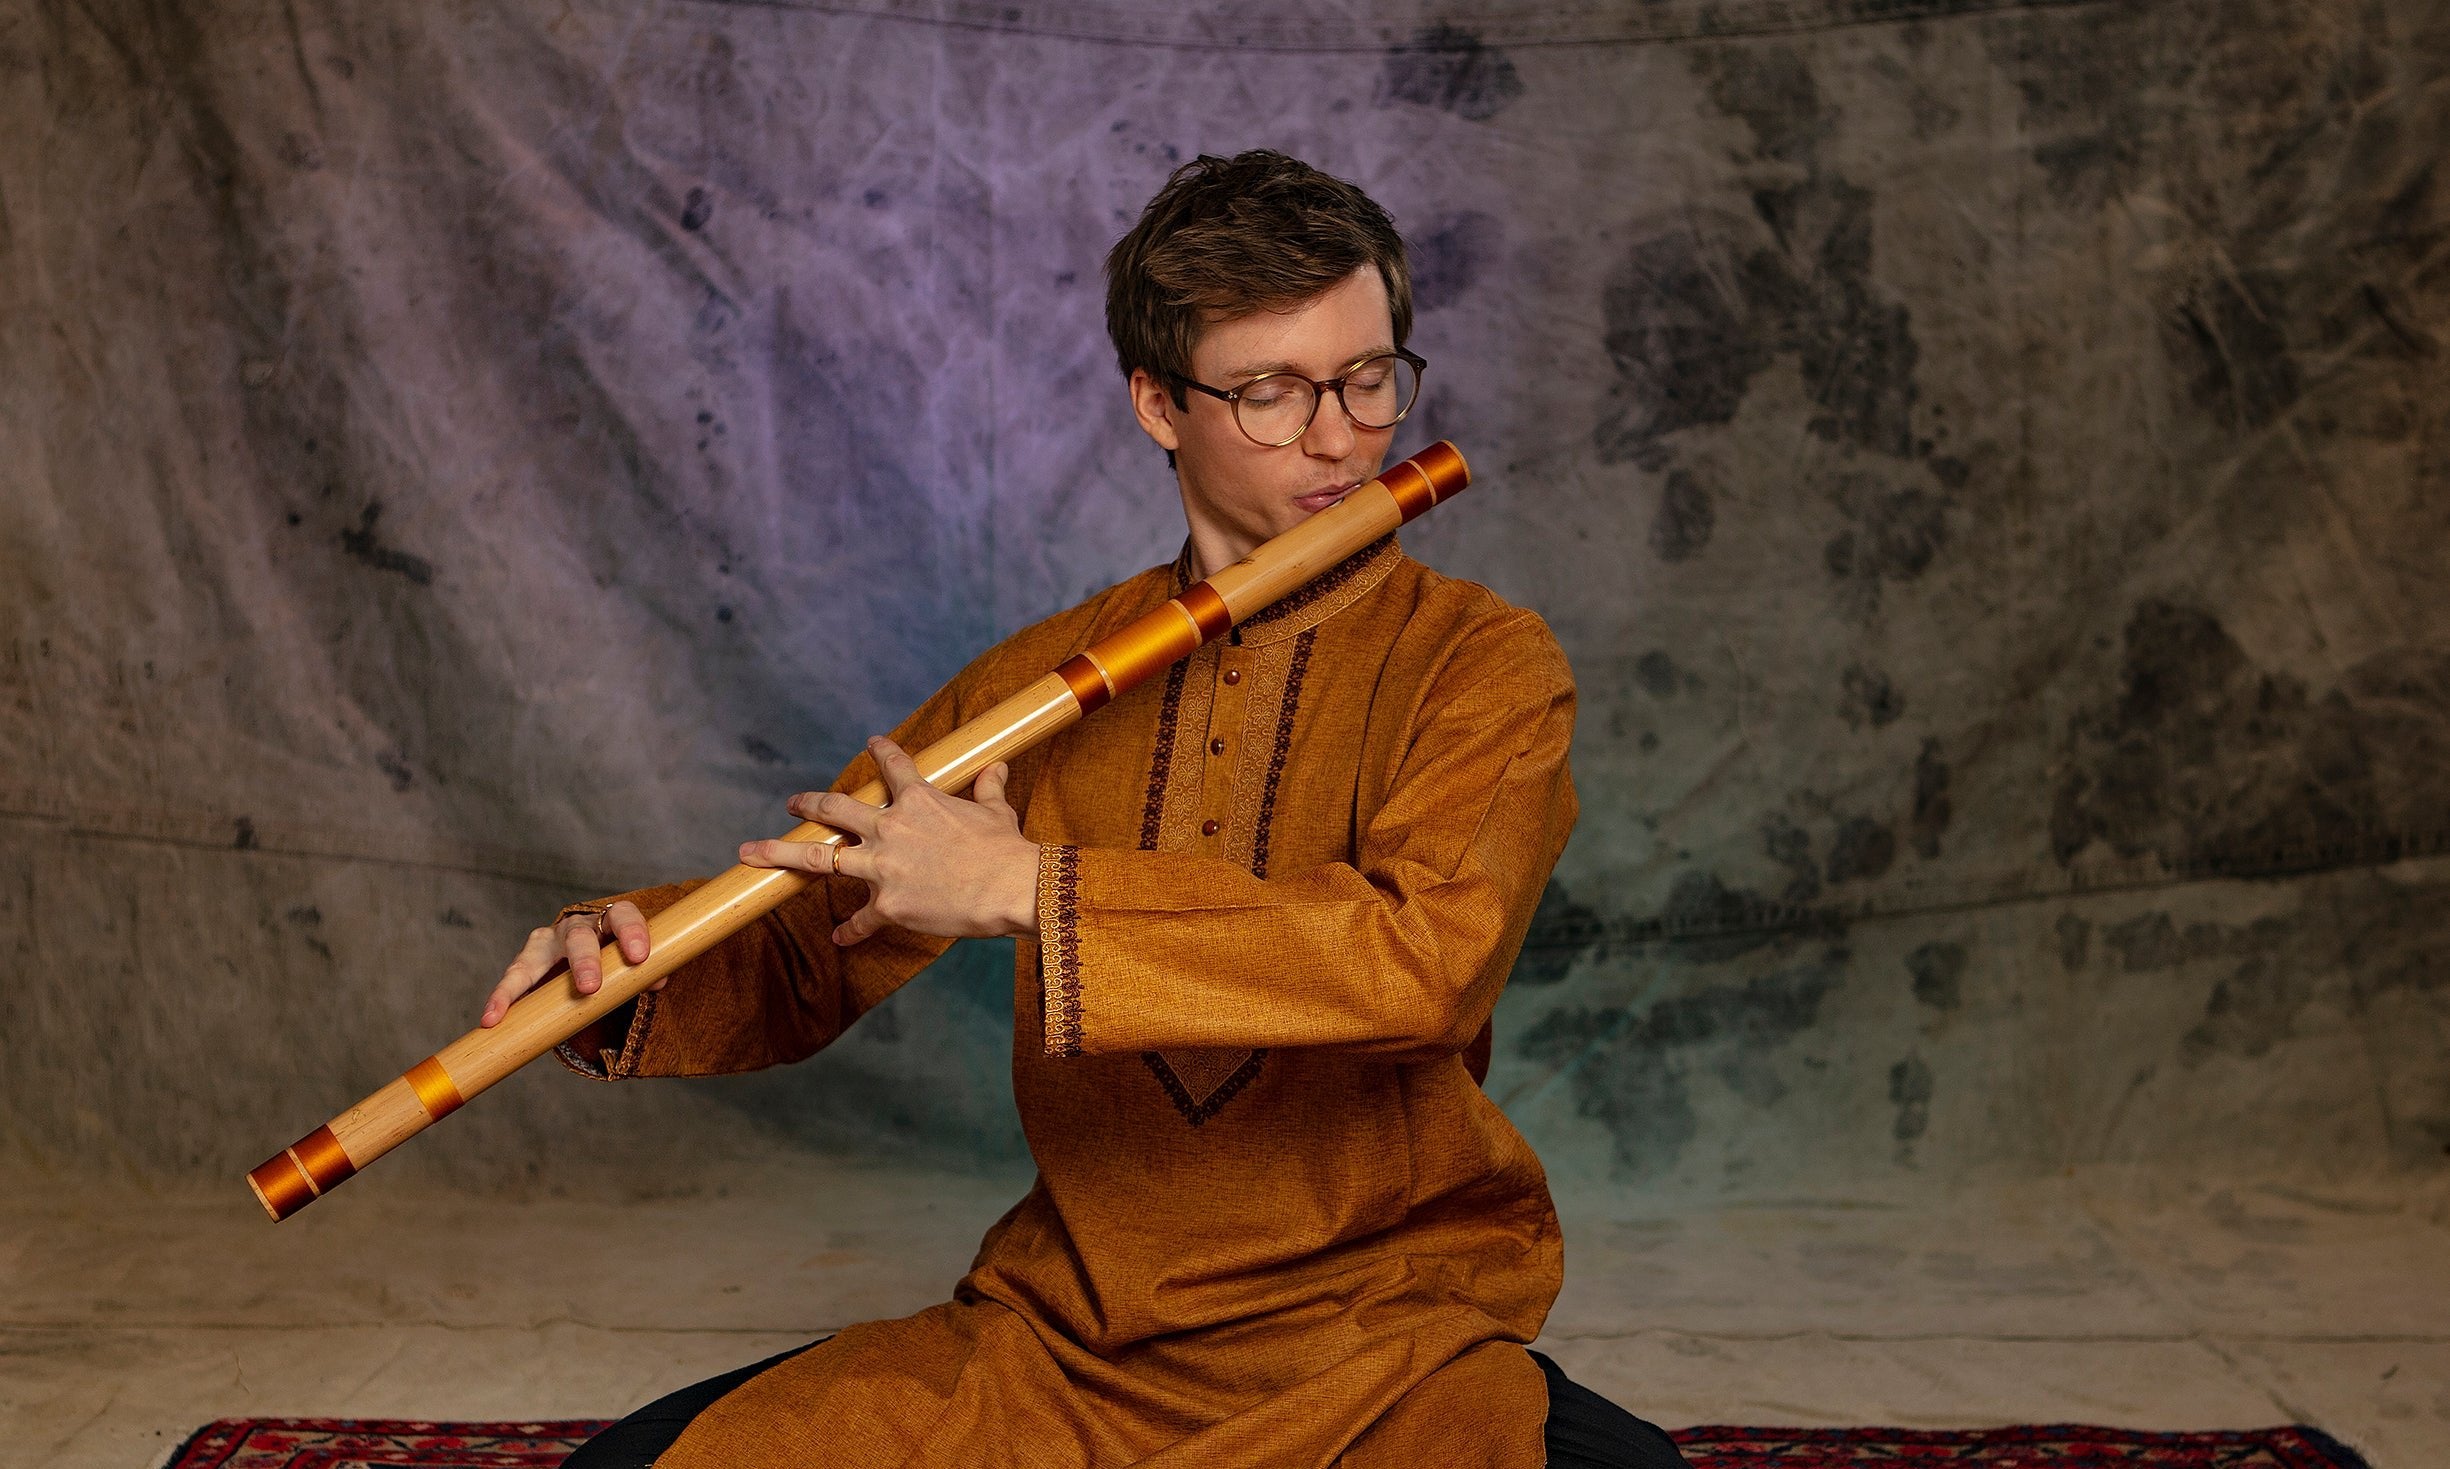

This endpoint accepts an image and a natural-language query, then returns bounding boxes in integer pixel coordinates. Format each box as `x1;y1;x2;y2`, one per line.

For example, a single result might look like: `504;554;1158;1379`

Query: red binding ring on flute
1054;654;1111;713
1176;584;1231;640
291;1125;357;1194
1384;440;1467;522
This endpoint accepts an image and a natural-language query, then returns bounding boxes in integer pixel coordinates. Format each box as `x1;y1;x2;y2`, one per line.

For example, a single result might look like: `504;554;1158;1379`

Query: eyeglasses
1181;349;1426;448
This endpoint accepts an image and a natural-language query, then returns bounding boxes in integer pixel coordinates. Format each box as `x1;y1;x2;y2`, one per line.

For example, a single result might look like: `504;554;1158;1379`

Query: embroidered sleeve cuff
550;993;656;1081
552;1039;608;1080
1037;843;1084;1059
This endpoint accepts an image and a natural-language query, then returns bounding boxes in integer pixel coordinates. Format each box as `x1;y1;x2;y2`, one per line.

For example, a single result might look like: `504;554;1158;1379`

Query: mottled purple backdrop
4;0;2446;1201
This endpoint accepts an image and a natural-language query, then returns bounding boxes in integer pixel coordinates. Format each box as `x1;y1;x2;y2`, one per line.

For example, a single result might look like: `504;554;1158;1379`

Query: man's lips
1293;482;1358;512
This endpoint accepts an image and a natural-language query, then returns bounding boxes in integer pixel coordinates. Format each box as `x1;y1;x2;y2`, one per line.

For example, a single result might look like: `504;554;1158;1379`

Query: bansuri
246;440;1470;1222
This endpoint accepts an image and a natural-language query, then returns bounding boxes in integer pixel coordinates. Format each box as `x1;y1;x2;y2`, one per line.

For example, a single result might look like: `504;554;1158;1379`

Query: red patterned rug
1672;1425;2372;1464
163;1419;2375;1466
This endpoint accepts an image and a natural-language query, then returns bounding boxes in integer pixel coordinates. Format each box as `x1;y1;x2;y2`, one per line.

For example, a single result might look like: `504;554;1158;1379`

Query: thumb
975;761;1016;818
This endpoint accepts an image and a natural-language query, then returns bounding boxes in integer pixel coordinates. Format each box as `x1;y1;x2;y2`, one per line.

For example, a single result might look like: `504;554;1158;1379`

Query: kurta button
1201;819;1220;836
1222;669;1242;685
1210;738;1227;756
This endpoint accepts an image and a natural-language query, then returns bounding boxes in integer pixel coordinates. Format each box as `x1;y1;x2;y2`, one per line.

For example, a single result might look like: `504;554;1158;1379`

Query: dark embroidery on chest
1240;535;1393;629
1249;627;1318;880
1138;659;1189;852
1142;1049;1270;1126
1129;620;1322;1128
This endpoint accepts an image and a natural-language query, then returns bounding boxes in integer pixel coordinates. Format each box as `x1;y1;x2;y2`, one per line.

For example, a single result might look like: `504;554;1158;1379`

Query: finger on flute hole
565;934;601;994
740;839;811;871
481;953;537;1026
868;735;925;792
610;902;650;962
479;980;516;1027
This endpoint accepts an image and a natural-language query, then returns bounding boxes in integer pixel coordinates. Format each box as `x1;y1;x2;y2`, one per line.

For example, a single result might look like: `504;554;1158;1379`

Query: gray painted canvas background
3;0;2445;1203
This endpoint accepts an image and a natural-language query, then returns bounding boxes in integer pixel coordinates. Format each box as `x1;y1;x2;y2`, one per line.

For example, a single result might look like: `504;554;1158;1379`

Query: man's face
1130;267;1400;566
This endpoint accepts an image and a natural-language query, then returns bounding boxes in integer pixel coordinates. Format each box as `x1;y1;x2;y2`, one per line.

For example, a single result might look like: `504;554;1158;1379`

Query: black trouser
563;1340;1688;1468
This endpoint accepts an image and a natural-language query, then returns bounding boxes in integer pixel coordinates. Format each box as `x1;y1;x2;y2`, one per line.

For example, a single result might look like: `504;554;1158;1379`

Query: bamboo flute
248;441;1470;1221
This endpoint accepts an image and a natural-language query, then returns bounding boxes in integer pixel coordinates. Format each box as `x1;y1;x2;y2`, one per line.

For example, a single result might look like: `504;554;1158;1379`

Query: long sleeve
1037;608;1578;1063
550;562;1160;1082
557;673;977;1080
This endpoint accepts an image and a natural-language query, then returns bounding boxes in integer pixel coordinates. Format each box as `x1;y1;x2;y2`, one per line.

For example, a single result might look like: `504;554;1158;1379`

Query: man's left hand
738;736;1040;946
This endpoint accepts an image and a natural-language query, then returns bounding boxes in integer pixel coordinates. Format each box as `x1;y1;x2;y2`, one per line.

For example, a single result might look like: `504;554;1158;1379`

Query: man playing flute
481;150;1689;1469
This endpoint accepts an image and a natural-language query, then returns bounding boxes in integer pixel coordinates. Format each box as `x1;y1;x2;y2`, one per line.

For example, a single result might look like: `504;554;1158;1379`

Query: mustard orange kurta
560;537;1580;1468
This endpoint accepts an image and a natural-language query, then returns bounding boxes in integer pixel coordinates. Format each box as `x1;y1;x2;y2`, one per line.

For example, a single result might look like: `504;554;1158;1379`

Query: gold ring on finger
557;901;613;940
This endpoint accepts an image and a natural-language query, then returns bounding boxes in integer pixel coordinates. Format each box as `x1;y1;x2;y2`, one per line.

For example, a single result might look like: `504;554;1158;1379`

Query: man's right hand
479;901;661;1027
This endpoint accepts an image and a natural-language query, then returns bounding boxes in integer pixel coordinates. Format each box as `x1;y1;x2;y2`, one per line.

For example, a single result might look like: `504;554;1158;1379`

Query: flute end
247;1124;353;1222
1382;441;1471;522
1419;439;1470;497
246;1150;315;1223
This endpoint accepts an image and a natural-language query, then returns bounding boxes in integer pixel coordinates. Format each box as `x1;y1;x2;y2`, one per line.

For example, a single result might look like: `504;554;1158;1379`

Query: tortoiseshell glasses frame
1179;349;1427;447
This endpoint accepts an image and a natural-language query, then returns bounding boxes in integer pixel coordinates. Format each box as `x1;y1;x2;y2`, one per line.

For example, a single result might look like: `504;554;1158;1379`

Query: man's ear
1128;368;1182;453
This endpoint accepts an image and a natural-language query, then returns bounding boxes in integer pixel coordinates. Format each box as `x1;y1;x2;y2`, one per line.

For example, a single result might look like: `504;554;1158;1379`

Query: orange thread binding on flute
291;1125;357;1194
1055;654;1110;713
1084;605;1205;692
406;1056;465;1121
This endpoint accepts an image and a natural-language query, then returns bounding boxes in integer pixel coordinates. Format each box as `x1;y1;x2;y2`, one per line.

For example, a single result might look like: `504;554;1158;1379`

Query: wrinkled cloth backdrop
3;0;2446;1204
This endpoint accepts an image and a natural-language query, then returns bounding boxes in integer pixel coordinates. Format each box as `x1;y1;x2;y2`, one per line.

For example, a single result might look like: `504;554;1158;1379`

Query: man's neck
1179;512;1260;586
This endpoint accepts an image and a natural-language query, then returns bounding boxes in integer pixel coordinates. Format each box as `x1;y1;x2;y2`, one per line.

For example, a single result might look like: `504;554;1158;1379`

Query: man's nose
1302;389;1359;457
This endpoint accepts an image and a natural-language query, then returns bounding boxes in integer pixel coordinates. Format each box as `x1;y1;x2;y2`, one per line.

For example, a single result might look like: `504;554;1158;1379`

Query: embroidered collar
1168;534;1402;647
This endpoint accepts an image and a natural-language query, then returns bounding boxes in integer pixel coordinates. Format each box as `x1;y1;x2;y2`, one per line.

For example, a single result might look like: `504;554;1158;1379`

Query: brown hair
1105;150;1413;408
